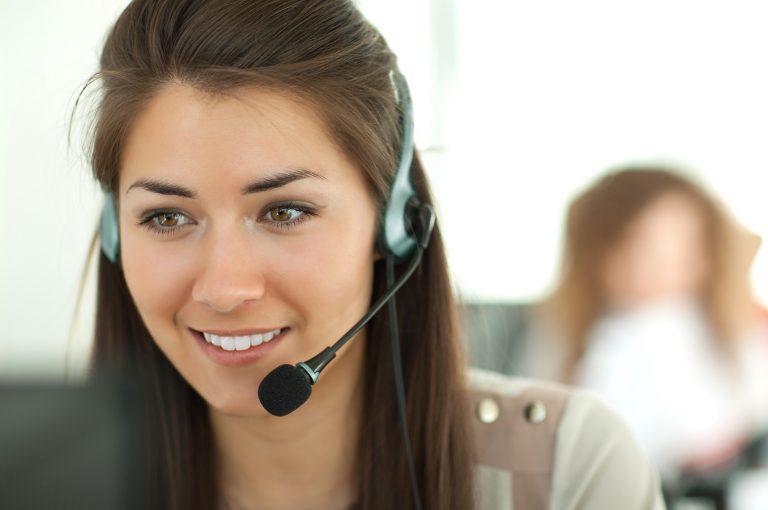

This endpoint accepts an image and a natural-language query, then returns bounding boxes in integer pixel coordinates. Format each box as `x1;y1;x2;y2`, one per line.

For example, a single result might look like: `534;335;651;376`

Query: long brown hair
547;166;759;381
77;1;475;508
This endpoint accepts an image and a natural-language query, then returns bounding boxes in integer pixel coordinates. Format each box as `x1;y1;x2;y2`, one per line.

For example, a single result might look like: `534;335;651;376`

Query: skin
119;83;378;509
601;192;709;309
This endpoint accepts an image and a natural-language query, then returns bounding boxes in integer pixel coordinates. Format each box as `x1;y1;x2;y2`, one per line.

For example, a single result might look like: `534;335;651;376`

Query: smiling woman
81;2;474;508
76;1;665;509
118;85;378;417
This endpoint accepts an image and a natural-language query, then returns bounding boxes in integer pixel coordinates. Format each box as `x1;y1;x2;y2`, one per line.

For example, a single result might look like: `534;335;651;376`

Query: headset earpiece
414;202;436;250
100;192;120;264
377;72;420;261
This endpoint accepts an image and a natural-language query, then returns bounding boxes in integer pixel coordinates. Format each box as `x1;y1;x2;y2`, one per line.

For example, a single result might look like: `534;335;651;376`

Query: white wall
1;1;131;378
2;0;767;378
437;0;768;303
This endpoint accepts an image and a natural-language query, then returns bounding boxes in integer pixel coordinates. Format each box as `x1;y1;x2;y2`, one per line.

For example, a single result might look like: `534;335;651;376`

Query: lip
189;327;287;367
198;327;282;336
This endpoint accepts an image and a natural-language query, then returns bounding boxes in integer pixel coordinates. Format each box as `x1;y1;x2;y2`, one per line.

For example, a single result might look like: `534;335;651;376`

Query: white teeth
235;336;250;351
202;329;282;352
263;328;280;341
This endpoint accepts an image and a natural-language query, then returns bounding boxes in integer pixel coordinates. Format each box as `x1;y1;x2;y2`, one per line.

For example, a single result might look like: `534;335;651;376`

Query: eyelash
260;203;317;230
137;209;190;237
137;203;317;237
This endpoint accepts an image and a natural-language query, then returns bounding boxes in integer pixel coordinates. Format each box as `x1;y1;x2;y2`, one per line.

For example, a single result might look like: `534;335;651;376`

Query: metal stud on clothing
524;400;548;424
476;397;501;424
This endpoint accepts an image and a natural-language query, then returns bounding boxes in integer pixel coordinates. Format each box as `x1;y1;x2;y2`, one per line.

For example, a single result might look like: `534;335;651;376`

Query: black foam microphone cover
258;364;313;416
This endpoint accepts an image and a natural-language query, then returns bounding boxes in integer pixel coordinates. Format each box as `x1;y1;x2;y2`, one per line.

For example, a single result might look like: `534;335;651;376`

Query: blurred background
2;1;768;508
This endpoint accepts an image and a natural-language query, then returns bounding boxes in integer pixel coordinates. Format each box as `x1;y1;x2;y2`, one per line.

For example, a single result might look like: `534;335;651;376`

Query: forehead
118;83;360;192
623;192;706;244
640;192;703;225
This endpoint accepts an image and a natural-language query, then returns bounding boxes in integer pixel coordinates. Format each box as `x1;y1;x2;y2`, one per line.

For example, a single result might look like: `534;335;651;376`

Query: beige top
469;368;666;510
221;369;666;510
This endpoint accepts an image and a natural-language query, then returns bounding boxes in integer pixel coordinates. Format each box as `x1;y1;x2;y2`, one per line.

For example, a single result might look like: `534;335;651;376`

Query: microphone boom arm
296;244;424;382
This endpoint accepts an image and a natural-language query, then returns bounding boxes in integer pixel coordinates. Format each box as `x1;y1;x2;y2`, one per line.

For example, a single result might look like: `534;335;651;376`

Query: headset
99;71;430;510
100;191;120;264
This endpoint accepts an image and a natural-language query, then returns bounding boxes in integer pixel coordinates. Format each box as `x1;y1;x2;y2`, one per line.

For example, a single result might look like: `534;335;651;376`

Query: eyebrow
126;179;195;198
126;168;326;198
240;168;326;194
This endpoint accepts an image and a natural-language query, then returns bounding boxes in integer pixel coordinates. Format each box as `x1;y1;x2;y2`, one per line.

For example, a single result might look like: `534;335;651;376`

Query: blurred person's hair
72;1;475;509
546;166;760;382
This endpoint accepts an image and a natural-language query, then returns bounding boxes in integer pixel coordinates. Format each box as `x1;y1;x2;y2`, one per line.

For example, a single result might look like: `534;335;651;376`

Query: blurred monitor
0;380;144;510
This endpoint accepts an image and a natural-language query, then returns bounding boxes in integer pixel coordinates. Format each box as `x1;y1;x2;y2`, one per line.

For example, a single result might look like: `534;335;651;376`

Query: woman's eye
138;210;192;236
268;207;301;222
156;212;183;227
262;204;315;228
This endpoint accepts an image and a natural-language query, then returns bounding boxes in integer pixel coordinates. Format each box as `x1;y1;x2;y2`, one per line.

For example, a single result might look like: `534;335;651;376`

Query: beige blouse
221;369;666;510
469;368;666;510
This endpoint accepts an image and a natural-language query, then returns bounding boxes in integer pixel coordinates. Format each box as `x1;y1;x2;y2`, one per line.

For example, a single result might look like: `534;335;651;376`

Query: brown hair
76;1;475;508
546;166;759;381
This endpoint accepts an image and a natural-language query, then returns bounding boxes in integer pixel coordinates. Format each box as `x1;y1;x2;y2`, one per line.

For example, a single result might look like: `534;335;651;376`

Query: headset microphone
258;203;434;416
257;71;428;510
257;71;427;417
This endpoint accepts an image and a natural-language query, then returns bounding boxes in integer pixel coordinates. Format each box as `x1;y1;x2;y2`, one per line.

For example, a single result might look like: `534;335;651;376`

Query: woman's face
601;192;709;309
118;84;378;416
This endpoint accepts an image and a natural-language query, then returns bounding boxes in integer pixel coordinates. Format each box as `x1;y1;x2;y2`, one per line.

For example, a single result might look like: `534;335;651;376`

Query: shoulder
467;368;665;510
549;385;666;510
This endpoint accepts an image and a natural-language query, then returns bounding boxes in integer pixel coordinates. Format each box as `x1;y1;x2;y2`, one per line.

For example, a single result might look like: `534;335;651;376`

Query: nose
191;225;266;313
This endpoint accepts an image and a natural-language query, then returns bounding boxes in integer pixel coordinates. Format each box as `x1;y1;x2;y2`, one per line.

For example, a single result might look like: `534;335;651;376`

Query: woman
527;167;768;477
79;1;664;508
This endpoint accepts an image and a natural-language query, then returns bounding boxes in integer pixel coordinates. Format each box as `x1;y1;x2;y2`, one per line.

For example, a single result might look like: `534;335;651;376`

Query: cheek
271;220;378;335
293;239;374;296
121;233;195;337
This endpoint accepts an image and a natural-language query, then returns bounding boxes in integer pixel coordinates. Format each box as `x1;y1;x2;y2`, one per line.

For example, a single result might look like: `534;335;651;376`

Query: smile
201;328;284;352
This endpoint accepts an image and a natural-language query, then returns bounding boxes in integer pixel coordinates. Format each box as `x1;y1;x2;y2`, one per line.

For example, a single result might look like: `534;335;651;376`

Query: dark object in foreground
0;379;144;510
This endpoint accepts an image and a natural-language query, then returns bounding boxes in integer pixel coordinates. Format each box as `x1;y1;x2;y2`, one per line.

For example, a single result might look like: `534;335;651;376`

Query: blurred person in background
523;166;768;480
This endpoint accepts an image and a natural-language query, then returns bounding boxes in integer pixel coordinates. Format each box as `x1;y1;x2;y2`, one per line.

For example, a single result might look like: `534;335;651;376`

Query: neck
211;337;365;510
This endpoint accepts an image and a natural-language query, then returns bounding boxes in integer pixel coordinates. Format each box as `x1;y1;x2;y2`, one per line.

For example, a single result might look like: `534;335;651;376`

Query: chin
185;375;263;417
206;391;269;417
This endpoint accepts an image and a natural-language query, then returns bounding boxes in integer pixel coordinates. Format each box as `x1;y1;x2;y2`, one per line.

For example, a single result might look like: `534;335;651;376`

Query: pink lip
189;327;287;367
197;327;283;336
